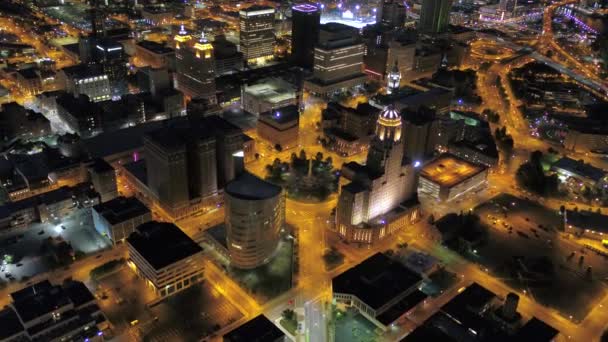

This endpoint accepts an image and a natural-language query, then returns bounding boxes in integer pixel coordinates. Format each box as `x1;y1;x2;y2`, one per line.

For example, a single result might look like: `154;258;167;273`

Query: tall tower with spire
386;61;401;94
174;25;192;50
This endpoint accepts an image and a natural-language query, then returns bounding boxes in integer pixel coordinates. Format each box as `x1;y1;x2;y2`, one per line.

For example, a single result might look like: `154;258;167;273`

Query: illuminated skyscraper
239;5;276;65
336;106;419;245
418;0;452;34
291;3;320;69
386;61;401;94
175;32;216;102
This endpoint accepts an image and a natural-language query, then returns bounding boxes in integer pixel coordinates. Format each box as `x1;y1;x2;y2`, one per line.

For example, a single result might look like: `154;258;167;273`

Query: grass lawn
280;318;297;335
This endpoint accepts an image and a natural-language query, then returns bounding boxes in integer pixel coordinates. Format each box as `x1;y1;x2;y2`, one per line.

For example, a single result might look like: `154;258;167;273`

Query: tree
254;153;260;160
282;309;295;321
299;149;307;161
275;144;283;152
315;152;323;162
427;214;435;225
559;205;566;215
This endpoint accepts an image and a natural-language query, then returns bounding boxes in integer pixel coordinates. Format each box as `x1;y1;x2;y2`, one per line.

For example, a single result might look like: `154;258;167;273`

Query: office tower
304;23;366;96
137;67;171;95
95;38;128;97
377;0;407;29
175;33;216;102
336;106;419;244
239;5;276;65
173;25;192;50
402;107;438;162
90;0;106;37
142;116;249;210
212;36;244;76
225;172;284;269
127;221;204;298
418;0;452;35
144;126;217;210
386;61;401;94
291;3;321;69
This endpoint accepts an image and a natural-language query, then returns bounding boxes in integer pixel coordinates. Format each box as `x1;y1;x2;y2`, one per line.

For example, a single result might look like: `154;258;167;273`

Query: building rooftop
259;105;299;125
137;40;174;55
332;253;422;310
0;308;24;341
10;280;71;323
223;314;285;342
552;157;606;182
440;282;496;335
420;154;486;188
88;158;114;174
127;221;202;270
376;290;427;325
514;317;559;341
566;210;608;233
243;77;296;105
400;322;458;342
225;172;282;201
93;196;150;225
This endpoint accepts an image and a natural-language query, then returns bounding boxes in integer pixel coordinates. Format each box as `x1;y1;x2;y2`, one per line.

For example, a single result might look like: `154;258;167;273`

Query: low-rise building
0;280;108;342
127;221;204;299
332;253;426;329
564;210;608;241
59;64;111;103
92;196;151;244
552;157;607;190
223;314;285;342
418;154;488;201
242;77;297;116
87;158;118;203
257;105;299;150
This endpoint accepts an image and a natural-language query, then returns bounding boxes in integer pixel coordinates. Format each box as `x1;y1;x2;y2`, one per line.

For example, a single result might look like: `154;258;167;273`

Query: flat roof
400;322;457;342
127;221;202;270
566;210;608;233
93;196;150;225
420;154;486;188
259;105;299;124
223;314;284;342
10;280;72;323
137;40;174;54
514;317;559;341
332;253;422;310
376;290;427;325
0;308;24;340
244;78;295;104
225;172;282;201
552;157;606;182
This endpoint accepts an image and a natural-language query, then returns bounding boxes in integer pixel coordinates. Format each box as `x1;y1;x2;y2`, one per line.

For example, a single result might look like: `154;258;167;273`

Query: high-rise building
402;107;439;162
239;5;276;65
377;0;407;29
291;3;321;69
142;116;250;211
386;61;401;94
336;106;419;245
175;33;216;102
225;172;285;269
304;23;367;97
418;0;452;35
143;126;217;210
95;38;128;97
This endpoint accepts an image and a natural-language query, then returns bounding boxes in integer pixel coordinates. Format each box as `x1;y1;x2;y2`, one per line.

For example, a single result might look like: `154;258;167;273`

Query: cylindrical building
225;172;285;269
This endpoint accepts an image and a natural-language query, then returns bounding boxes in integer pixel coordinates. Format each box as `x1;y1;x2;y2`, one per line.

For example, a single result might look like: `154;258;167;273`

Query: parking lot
0;208;111;282
95;267;242;341
473;194;608;321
